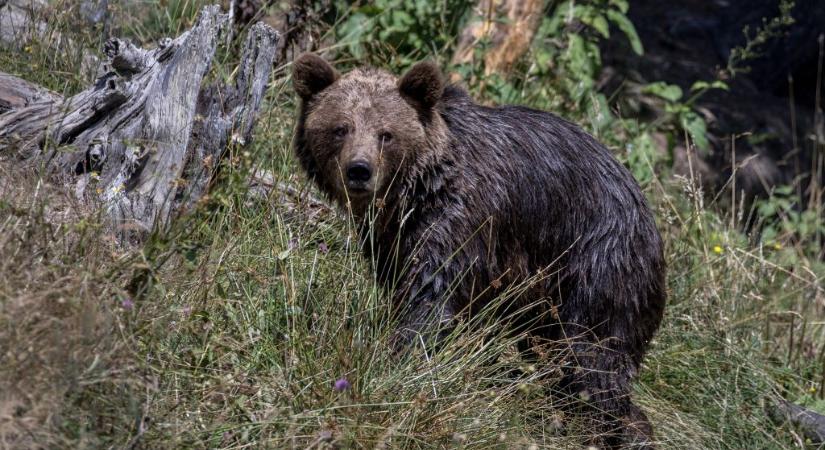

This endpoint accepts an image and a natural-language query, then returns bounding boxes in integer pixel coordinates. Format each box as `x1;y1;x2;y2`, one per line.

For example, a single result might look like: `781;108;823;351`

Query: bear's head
292;53;448;216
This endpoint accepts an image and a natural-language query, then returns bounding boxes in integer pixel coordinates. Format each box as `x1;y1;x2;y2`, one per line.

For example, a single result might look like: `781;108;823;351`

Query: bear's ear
293;53;339;100
398;61;444;110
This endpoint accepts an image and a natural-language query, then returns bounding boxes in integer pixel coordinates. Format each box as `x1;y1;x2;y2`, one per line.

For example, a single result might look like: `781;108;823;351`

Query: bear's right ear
398;61;444;110
292;53;339;100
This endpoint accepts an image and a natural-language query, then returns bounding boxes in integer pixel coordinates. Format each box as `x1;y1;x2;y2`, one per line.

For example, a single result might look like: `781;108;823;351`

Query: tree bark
451;0;547;78
0;5;279;243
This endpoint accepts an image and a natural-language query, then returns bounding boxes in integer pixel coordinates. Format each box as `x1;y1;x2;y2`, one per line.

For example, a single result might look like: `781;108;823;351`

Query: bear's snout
345;161;372;188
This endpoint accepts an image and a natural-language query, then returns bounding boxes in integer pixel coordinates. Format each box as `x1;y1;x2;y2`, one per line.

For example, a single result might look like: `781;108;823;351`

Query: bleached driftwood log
0;5;278;243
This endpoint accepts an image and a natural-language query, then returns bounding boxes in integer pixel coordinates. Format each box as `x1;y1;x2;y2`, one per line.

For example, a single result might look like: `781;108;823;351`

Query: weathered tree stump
0;5;279;243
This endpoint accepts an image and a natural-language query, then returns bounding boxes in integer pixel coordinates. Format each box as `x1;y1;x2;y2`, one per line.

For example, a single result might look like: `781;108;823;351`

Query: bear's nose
346;161;372;184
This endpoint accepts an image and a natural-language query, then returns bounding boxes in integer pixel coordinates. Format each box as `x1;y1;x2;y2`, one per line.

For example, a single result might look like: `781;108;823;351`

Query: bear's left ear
398;61;444;110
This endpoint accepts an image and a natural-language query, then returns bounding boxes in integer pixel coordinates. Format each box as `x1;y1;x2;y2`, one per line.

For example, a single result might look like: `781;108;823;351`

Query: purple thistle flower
319;242;329;254
333;378;350;392
121;298;134;310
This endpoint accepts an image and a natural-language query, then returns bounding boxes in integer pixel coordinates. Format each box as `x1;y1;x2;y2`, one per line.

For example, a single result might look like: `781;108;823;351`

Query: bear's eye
333;125;348;138
379;131;393;145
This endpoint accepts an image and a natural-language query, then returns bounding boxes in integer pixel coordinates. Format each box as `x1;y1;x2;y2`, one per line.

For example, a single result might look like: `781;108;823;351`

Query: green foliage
754;185;825;259
626;131;659;185
334;0;474;66
452;0;642;114
449;0;660;184
640;80;722;153
605;7;642;55
643;82;684;103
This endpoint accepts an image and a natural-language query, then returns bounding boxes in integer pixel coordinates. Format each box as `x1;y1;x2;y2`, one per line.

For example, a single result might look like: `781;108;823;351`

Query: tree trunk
451;0;547;78
0;5;279;244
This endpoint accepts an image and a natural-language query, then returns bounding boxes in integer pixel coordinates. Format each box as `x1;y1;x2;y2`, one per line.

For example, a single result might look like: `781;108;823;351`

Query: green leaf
543;9;564;36
758;201;776;217
582;13;610;38
535;48;552;73
586;92;614;134
710;80;729;90
799;396;825;415
184;247;198;263
606;9;643;55
774;185;794;196
761;225;777;242
569;3;589;20
680;110;709;151
798;219;809;236
642;82;683;102
690;80;730;92
392;10;414;27
626;132;657;185
566;33;592;78
356;4;383;15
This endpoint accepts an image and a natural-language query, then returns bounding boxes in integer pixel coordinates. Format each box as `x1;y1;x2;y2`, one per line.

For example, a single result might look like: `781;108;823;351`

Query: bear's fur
292;53;667;448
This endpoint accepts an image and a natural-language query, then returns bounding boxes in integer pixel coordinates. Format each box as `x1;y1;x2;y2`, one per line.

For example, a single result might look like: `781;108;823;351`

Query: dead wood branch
768;398;825;444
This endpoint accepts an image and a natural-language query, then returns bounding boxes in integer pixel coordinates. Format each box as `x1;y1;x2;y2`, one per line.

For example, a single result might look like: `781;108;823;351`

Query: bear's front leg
387;253;467;353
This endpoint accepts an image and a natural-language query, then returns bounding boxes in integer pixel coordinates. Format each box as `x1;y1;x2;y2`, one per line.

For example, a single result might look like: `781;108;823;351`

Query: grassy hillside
2;1;824;448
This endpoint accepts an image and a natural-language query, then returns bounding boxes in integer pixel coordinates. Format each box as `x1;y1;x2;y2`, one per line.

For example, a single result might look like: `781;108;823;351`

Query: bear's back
436;86;657;256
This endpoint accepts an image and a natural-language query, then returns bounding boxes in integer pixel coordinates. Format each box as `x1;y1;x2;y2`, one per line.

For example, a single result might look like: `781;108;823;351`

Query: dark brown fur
292;54;667;448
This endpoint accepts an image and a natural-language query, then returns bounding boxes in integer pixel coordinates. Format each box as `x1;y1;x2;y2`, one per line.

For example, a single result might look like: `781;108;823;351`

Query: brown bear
291;53;667;448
